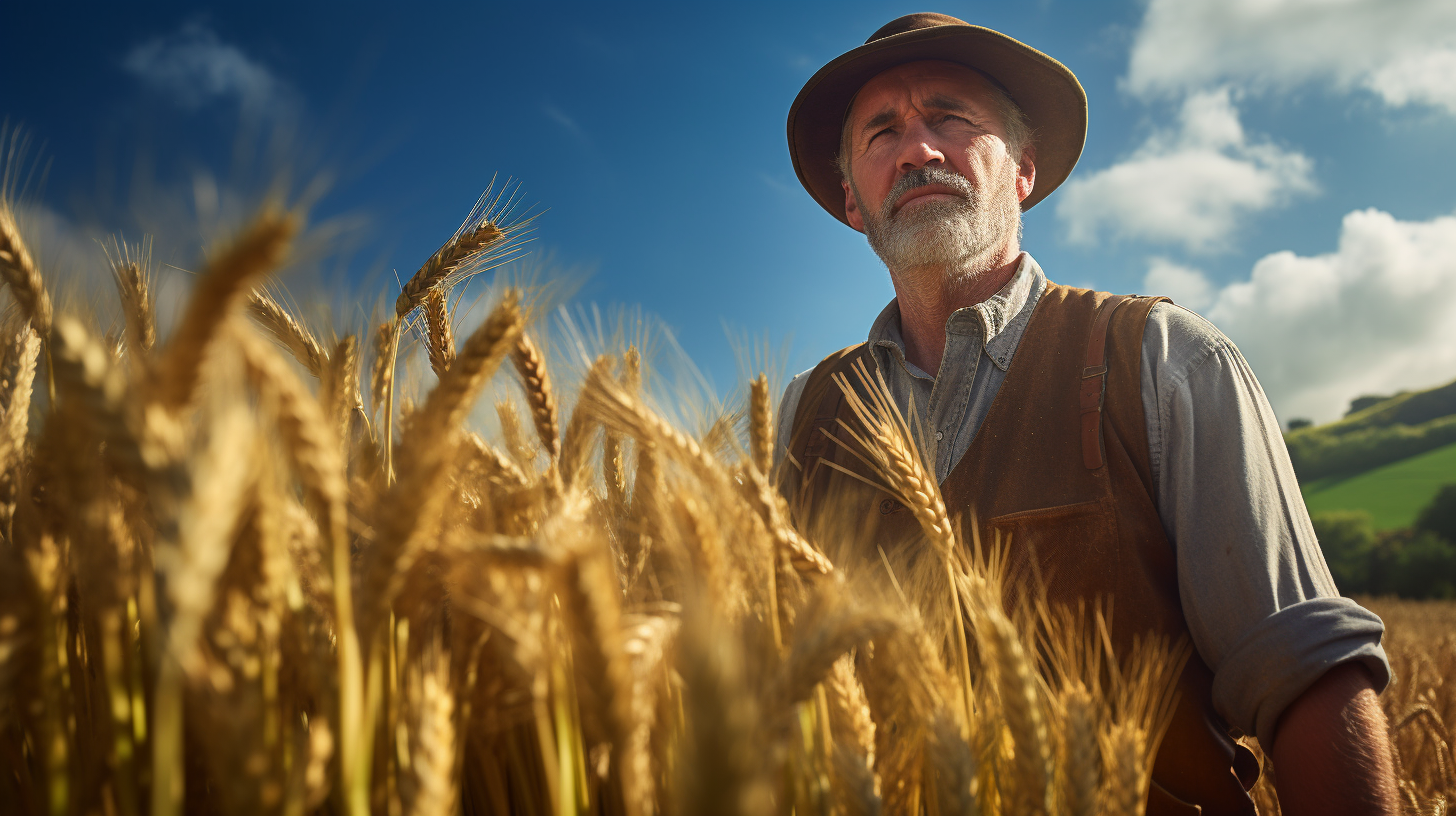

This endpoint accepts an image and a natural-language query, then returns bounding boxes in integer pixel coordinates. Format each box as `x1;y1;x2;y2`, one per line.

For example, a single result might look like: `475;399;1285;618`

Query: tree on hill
1312;506;1456;599
1311;511;1378;591
1346;394;1391;416
1416;483;1456;544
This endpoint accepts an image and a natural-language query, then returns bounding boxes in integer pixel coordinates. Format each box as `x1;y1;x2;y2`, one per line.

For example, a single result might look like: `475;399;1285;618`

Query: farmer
777;13;1396;815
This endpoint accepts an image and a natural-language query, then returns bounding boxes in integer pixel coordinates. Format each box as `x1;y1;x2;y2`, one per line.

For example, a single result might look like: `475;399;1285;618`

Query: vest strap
1080;295;1131;469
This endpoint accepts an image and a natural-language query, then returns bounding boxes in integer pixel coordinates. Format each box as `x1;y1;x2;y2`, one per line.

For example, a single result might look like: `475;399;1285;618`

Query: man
777;14;1397;816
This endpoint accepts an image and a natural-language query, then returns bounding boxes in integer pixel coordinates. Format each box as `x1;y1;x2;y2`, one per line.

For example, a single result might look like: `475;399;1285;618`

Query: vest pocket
987;499;1119;600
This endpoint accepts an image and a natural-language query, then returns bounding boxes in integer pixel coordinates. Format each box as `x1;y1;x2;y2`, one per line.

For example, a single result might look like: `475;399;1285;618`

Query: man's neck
889;249;1022;376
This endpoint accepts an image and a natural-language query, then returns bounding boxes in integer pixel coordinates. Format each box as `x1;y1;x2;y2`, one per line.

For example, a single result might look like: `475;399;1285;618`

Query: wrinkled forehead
845;60;1001;126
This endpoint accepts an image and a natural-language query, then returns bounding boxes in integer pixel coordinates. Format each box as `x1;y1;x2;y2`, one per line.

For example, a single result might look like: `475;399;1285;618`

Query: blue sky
5;0;1456;422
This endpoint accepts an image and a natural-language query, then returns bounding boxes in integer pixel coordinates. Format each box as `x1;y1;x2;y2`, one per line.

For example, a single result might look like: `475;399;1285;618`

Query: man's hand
1271;662;1399;815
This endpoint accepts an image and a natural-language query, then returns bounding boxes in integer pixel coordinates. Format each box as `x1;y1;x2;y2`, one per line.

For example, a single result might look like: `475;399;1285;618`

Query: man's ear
842;180;866;232
1016;146;1037;204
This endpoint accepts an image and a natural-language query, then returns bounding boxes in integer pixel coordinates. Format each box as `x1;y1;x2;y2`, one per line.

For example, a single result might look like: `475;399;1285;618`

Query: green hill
1285;377;1456;482
1303;441;1456;530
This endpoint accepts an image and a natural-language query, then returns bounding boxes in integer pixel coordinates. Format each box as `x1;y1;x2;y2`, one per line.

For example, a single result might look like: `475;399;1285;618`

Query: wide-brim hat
788;12;1087;225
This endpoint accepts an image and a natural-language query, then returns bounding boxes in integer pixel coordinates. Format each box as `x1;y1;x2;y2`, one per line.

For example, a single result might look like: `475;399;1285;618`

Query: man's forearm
1271;662;1399;816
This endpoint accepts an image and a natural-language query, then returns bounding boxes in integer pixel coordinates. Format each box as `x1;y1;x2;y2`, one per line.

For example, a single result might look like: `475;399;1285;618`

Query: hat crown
865;12;969;45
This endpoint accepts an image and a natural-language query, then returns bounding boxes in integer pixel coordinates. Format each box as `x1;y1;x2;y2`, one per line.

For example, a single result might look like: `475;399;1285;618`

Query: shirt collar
867;253;1047;375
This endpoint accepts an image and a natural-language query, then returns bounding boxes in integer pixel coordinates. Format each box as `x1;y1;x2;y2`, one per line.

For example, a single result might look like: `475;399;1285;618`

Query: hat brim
788;24;1087;225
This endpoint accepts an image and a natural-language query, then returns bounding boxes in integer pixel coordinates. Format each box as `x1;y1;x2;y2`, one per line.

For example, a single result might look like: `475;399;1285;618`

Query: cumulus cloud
1056;89;1314;251
1156;207;1456;422
1143;258;1214;312
1126;0;1456;114
124;22;285;112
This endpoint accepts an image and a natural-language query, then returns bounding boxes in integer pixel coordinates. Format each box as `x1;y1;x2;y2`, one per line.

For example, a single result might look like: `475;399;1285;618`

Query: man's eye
868;127;894;144
940;114;972;126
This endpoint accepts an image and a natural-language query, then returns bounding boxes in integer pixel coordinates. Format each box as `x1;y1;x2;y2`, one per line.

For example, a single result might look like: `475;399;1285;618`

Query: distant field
1303;441;1456;529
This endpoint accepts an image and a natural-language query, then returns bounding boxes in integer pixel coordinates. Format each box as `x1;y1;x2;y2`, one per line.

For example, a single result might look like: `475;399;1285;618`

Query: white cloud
1185;207;1456;422
1056;89;1314;251
1144;258;1213;312
1126;0;1456;114
124;22;284;112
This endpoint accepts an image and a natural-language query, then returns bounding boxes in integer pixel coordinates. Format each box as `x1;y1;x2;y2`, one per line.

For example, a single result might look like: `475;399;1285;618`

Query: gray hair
835;71;1034;181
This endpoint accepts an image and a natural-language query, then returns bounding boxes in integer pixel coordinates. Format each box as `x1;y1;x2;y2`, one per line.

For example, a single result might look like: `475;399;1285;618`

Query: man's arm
1271;663;1399;816
1138;304;1396;804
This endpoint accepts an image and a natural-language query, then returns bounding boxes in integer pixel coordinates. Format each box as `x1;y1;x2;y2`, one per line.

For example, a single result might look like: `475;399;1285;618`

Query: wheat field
0;181;1452;816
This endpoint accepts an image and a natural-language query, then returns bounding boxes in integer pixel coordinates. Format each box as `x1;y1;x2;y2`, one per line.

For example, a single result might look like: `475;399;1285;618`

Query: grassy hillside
1286;377;1456;481
1303;441;1456;530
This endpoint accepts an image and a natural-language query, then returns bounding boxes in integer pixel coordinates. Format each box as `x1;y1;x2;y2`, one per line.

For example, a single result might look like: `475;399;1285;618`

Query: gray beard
853;164;1022;282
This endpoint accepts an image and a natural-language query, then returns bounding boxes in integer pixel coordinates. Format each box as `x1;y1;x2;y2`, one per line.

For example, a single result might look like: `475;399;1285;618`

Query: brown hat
788;13;1087;225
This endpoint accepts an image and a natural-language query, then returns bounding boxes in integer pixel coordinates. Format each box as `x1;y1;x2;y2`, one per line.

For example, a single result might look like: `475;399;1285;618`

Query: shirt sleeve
773;368;814;471
1140;303;1391;749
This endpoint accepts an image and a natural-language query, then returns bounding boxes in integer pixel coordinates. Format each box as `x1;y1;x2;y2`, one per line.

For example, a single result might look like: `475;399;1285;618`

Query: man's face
840;61;1035;274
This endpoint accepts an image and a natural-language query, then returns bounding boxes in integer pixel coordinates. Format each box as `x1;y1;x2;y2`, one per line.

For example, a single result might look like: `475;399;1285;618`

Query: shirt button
935;431;944;441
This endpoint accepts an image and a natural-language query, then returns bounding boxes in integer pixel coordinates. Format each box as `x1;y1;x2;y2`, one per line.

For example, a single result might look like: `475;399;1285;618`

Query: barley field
0;179;1452;816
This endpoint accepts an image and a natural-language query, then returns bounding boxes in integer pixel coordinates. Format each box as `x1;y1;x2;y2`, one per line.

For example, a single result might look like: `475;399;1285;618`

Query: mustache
882;166;975;218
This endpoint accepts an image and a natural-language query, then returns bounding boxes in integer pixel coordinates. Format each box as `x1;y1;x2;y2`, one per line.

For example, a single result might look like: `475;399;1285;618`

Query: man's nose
897;118;945;172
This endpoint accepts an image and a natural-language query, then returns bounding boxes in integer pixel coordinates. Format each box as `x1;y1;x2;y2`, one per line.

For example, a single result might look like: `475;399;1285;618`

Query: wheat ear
423;287;455;378
1057;682;1101;816
152;208;298;411
104;237;157;358
393;179;535;319
0;204;53;339
833;361;977;729
511;332;559;460
557;355;613;487
774;586;895;711
248;288;328;378
927;711;979;814
396;221;502;318
749;373;773;476
976;600;1052;815
603;348;639;516
0;327;39;533
1100;722;1149;816
320;334;366;446
405;644;457;816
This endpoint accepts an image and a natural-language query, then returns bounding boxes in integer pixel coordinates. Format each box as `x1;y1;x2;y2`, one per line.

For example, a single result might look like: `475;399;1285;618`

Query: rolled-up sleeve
1141;304;1391;749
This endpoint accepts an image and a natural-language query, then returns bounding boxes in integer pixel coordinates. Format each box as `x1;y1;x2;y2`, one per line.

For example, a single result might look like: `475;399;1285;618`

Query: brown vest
783;283;1260;816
